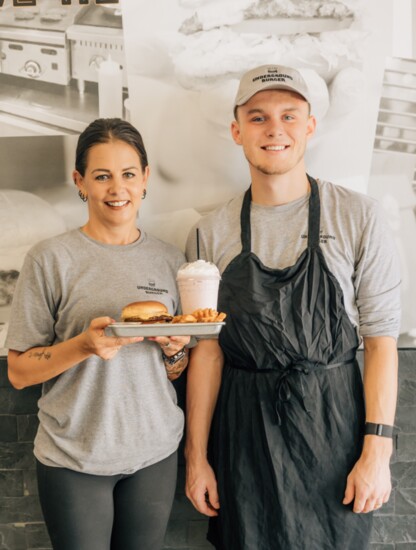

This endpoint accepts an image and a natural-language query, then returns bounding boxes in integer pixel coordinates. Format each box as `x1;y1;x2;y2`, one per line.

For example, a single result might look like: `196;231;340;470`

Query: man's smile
261;145;288;151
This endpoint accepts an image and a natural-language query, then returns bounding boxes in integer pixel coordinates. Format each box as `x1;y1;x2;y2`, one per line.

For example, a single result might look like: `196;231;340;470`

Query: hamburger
121;301;173;323
173;0;359;89
178;0;356;35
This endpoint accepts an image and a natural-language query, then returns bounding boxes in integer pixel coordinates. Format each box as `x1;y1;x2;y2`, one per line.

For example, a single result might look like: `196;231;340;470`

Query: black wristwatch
162;347;187;365
364;422;394;438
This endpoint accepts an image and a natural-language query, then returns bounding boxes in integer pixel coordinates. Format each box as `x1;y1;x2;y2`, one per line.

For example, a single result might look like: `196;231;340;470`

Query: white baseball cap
234;64;311;110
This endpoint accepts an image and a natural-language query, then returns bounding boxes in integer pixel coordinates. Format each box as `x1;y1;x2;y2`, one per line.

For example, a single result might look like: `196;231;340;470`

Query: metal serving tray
106;322;225;338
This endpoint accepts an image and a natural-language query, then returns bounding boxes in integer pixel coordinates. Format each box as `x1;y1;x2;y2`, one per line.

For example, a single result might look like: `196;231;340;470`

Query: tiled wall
0;350;415;550
0;361;45;549
369;350;416;549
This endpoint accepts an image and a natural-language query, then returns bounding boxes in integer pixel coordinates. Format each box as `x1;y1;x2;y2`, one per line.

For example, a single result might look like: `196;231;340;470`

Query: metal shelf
377;121;416;132
374;58;416;193
375;135;416;146
378;108;416;118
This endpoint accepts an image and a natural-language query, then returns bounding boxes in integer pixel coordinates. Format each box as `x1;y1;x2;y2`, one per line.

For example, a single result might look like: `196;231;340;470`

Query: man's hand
343;438;392;513
186;458;220;517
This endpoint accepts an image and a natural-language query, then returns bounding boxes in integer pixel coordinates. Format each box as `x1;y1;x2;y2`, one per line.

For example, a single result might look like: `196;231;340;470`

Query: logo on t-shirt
136;281;168;295
300;229;336;244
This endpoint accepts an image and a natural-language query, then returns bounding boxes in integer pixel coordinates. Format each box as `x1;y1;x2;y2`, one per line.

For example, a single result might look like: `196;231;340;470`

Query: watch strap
162;347;186;365
364;422;394;438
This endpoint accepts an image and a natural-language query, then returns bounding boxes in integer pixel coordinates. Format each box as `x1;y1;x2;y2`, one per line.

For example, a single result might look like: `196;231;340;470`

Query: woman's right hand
83;317;144;360
8;317;144;389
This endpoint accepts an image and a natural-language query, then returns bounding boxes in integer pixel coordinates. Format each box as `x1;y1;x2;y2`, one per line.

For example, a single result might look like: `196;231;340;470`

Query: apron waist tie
274;360;355;425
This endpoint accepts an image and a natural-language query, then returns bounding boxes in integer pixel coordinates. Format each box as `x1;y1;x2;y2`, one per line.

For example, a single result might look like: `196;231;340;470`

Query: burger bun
121;301;173;323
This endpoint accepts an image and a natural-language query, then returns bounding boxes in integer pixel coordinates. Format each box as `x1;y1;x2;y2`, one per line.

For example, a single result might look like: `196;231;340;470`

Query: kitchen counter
0;74;100;135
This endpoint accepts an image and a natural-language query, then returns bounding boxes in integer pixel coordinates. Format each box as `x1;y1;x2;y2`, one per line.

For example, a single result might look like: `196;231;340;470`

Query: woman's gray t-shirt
6;229;185;475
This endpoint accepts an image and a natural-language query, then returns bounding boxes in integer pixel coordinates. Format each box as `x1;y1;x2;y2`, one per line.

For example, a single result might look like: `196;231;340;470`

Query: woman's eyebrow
91;166;139;173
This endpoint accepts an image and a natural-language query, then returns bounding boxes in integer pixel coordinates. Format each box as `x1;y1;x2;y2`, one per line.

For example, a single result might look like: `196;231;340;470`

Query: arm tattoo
164;353;189;380
28;349;52;361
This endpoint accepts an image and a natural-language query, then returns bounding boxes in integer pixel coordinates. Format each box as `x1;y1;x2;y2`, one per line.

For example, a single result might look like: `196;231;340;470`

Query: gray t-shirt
186;180;401;339
6;229;185;475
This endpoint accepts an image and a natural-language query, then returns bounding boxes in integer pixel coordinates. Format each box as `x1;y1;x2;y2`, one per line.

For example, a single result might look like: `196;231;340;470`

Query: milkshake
176;260;221;314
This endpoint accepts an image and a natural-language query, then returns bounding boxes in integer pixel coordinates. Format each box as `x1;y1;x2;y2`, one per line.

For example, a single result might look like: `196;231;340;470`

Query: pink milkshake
176;260;221;314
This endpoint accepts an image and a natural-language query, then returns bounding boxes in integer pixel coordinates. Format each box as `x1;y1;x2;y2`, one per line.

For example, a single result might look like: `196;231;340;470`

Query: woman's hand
83;317;144;360
148;335;191;380
148;335;191;356
8;317;144;389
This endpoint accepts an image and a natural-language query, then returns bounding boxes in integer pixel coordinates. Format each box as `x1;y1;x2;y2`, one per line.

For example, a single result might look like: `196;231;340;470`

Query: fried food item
172;308;226;323
192;308;223;322
214;311;227;322
172;314;198;323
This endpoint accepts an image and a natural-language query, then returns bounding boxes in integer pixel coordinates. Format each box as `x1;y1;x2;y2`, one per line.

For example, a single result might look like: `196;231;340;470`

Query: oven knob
24;60;42;78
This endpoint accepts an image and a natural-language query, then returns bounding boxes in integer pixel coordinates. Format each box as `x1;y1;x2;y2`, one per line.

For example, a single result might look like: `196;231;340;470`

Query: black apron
208;177;373;550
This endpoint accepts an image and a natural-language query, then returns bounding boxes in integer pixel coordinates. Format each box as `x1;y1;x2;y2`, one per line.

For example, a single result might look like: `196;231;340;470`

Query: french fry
172;308;226;323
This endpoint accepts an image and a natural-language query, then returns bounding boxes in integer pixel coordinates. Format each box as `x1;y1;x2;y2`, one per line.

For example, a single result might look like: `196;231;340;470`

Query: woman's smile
105;199;131;208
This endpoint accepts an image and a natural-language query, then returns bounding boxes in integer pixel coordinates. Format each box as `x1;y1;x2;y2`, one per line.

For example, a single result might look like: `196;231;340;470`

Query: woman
6;118;190;550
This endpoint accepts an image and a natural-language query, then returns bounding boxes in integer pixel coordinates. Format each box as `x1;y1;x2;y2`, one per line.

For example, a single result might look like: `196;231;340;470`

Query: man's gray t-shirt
186;180;401;339
6;229;185;475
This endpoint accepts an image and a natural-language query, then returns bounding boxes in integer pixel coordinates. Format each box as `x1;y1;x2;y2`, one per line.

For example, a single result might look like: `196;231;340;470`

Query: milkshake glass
176;260;221;314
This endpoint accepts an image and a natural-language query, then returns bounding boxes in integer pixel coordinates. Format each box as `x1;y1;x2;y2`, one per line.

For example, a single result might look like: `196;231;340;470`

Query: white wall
392;0;413;57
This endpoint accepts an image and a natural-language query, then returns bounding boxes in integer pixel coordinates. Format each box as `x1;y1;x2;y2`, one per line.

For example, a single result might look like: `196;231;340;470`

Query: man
184;64;400;550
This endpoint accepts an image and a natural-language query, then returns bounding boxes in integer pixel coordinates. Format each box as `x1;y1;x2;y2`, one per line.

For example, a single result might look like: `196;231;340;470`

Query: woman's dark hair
75;118;148;176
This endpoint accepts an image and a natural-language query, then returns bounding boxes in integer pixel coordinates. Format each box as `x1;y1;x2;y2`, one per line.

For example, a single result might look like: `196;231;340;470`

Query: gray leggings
36;452;177;550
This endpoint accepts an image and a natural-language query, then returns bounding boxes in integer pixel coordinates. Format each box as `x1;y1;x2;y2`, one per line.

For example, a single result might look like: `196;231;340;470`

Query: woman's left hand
147;335;191;357
148;335;191;380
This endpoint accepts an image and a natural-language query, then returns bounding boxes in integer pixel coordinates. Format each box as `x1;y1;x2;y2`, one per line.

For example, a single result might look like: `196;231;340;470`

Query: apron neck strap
240;175;321;252
241;187;252;252
307;175;320;249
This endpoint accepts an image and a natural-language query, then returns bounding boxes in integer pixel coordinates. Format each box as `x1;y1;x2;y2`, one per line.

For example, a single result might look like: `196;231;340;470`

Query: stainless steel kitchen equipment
0;3;83;85
67;4;126;94
0;1;126;135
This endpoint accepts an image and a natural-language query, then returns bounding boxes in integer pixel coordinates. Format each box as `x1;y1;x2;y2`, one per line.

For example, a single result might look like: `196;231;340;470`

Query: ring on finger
163;341;171;348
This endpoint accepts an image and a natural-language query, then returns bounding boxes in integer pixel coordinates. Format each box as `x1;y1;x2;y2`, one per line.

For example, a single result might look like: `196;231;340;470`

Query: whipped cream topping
177;259;221;279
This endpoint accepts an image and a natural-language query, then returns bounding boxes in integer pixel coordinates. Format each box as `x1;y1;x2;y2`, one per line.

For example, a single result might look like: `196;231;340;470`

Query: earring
78;190;88;202
142;189;147;200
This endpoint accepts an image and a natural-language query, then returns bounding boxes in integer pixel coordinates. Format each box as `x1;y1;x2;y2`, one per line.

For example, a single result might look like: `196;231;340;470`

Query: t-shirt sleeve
353;202;401;339
5;252;57;352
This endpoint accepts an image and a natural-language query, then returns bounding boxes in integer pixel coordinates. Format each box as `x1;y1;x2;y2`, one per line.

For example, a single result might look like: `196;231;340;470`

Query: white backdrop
123;0;391;220
1;0;415;349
